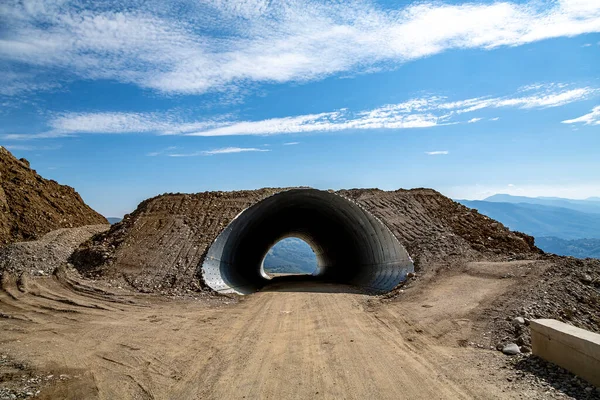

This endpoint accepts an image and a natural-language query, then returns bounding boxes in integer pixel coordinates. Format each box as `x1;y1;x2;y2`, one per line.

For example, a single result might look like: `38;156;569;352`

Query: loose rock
502;343;521;355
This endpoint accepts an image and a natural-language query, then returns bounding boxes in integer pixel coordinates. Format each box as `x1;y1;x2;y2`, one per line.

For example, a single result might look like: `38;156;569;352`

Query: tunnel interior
200;189;414;294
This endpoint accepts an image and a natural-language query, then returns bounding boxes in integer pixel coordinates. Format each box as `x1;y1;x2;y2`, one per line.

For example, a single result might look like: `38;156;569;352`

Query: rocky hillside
71;188;539;294
0;146;108;245
339;188;538;268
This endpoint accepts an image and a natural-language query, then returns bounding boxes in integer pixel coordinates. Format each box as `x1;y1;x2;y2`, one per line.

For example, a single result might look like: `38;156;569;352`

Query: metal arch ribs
200;188;414;294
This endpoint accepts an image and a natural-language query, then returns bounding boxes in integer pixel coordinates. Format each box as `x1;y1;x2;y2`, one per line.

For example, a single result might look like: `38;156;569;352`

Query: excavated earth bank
71;187;538;294
0;147;108;245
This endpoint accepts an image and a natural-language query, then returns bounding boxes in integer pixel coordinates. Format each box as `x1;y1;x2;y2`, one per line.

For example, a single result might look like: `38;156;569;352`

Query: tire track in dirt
0;267;554;399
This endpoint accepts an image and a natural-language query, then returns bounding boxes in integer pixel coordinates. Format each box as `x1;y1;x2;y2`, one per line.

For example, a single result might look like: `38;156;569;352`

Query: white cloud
442;87;597;114
2;144;61;151
2;84;596;139
146;146;177;156
168;147;270;156
582;43;592;47
490;117;500;121
203;147;270;155
561;106;600;125
425;150;449;155
496;88;595;109
187;111;442;136
507;183;515;187
0;71;60;96
1;0;600;95
283;142;300;145
50;112;226;135
185;86;597;136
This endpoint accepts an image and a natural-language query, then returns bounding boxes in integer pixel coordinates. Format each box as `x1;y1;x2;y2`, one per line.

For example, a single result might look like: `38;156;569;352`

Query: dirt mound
339;188;537;267
482;255;600;349
0;146;108;246
0;225;109;276
71;188;539;294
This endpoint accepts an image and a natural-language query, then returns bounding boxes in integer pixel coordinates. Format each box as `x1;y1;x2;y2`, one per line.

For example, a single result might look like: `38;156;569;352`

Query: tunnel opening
200;188;414;295
261;237;318;279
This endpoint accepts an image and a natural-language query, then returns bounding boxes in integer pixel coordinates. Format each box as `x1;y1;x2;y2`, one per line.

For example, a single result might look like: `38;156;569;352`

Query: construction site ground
2;259;598;400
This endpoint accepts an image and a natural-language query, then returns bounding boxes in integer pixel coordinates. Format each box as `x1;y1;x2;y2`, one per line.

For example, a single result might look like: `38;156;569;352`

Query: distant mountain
458;200;600;240
264;264;314;275
106;217;122;225
263;237;317;275
457;199;600;258
483;194;600;214
535;237;600;259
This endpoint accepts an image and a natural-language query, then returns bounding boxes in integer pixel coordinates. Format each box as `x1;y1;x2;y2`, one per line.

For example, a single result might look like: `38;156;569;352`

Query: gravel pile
505;354;600;399
487;256;600;351
0;353;77;400
0;225;109;276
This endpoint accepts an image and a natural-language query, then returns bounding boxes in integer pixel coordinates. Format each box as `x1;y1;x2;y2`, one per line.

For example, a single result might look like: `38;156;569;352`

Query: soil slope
71;188;538;293
0;146;108;245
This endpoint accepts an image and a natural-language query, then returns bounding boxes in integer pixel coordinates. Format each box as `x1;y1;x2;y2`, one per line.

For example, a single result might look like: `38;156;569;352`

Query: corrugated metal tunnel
200;189;414;294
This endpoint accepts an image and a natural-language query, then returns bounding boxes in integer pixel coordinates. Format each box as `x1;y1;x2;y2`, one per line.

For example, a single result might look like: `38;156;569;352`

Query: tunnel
200;189;414;294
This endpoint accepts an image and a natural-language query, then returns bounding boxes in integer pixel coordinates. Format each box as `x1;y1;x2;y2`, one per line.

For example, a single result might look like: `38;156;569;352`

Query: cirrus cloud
562;106;600;126
167;147;270;157
1;84;596;140
1;0;599;96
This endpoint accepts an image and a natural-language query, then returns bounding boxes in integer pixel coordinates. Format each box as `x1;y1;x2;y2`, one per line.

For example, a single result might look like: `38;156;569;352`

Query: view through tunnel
261;237;318;279
200;189;414;294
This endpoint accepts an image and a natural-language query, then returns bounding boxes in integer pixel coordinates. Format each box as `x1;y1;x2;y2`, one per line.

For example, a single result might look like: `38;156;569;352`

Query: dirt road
0;264;548;399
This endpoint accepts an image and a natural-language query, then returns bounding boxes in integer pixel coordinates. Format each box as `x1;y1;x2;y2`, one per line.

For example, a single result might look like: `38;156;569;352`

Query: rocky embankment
488;256;600;350
0;146;108;246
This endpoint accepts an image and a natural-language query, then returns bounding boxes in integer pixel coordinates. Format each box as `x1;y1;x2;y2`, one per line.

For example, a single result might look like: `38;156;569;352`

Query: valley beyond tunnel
201;189;414;294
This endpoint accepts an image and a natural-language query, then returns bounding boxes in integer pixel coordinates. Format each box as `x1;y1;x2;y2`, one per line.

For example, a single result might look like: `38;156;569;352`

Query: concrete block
530;319;600;387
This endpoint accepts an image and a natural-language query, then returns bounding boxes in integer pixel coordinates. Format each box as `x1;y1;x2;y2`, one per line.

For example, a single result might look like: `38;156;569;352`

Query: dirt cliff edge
0;146;108;245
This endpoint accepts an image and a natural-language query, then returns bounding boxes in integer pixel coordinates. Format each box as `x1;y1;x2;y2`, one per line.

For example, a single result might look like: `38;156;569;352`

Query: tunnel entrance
261;237;318;278
200;189;414;295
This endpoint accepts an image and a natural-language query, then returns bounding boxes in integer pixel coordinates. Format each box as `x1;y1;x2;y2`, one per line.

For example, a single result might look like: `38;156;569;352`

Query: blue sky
1;0;599;217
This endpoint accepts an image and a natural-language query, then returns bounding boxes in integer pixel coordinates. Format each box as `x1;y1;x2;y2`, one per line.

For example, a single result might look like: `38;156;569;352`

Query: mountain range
483;194;600;214
263;237;317;275
458;194;600;259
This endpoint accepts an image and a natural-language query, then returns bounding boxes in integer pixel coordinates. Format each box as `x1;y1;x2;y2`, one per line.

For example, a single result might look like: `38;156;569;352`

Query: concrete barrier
530;319;600;387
